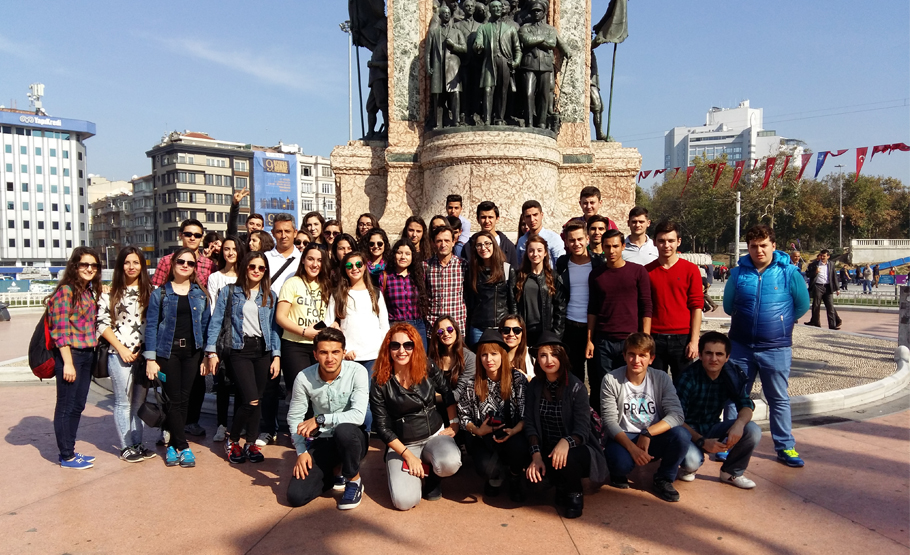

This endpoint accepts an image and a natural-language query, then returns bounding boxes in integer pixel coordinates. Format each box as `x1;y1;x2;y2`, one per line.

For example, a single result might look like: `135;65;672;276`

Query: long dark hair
294;243;332;305
332;233;358;263
532;343;571;385
48;246;102;314
382;238;428;318
428;315;465;389
516;234;556;301
109;246;152;318
468;230;506;293
168;246;208;298
304;211;326;244
356;212;379;240
235;252;274;308
217;235;247;272
401;215;432;261
361;228;391;265
501;313;528;375
333;251;380;320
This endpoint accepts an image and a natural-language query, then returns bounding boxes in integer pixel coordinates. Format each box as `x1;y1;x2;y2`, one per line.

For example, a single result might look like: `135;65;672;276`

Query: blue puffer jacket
724;250;810;350
143;282;211;361
205;285;282;356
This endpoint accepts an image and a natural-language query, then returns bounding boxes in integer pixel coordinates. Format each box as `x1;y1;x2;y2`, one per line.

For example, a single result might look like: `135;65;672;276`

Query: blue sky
1;1;907;187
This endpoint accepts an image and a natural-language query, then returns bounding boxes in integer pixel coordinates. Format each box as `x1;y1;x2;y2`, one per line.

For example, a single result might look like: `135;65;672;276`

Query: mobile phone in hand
401;460;431;474
314;321;327;330
157;371;167;383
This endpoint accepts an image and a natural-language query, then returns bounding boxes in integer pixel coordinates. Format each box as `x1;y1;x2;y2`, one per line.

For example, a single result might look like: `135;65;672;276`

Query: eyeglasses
77;262;101;271
369;241;384;248
436;326;456;336
294;240;309;246
389;341;415;352
344;261;364;270
499;326;523;336
326;231;340;238
476;241;494;250
182;232;204;239
358;222;372;228
248;264;267;272
175;258;197;268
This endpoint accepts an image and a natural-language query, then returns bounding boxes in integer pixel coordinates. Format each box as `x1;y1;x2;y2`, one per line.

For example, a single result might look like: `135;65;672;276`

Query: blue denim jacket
143;282;211;361
205;285;281;356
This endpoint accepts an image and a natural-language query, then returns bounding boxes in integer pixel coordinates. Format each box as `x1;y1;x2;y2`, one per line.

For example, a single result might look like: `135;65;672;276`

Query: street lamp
835;164;844;250
339;21;353;142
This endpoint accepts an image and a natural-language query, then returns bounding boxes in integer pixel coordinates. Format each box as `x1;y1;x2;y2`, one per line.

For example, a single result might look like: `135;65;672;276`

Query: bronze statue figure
473;0;522;125
590;48;605;141
427;4;467;128
518;0;570;129
366;25;389;139
456;0;484;125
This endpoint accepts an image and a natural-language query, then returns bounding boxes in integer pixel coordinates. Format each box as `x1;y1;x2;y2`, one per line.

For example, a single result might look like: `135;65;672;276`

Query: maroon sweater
587;262;652;340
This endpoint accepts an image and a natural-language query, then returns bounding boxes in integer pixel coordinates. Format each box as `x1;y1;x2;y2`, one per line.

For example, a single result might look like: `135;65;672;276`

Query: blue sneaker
333;475;347;491
165;446;179;467
74;452;96;463
337;480;363;510
776;449;805;468
713;451;728;462
178;448;196;468
60;456;93;470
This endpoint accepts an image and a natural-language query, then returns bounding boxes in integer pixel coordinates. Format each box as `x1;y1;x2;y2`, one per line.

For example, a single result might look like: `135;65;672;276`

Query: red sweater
645;258;704;335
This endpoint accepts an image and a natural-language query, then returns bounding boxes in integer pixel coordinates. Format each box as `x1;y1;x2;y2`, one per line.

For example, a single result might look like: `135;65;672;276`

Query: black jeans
564;321;589;390
159;345;203;451
262;339;315;436
186;371;205;426
286;423;369;507
652;333;692;386
543;443;591;494
214;359;235;428
229;337;273;443
466;431;530;482
53;348;94;459
809;283;838;328
590;333;626;413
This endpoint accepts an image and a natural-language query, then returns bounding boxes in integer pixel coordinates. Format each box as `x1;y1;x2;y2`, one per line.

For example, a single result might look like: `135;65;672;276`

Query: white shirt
458;215;472;246
815;262;829;285
622;236;659;266
265;247;301;296
324;288;390;361
516;227;565;265
207;271;237;313
566;260;592;323
617;371;658;434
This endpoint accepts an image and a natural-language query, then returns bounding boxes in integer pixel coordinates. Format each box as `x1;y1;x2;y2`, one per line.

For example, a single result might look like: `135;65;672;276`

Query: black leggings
543;443;591;494
466;431;530;481
159;346;203;451
261;339;315;435
229;337;272;443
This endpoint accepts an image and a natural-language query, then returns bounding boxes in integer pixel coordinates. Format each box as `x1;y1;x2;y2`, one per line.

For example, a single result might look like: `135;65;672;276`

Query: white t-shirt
207;271;237;313
324;288;390;362
265;248;301;296
278;277;328;344
622;236;659;266
815;262;829;285
566;260;592;323
618;371;659;434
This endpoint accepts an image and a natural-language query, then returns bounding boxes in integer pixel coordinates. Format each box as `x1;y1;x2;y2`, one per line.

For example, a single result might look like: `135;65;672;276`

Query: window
23;239;30;248
7;220;13;228
302;166;312;177
206;211;216;222
21;183;27;192
206;193;215;204
66;240;72;248
206;158;226;167
52;203;58;211
234;160;247;171
66;222;72;230
50;148;56;157
51;185;58;193
8;239;14;247
23;220;29;229
321;166;332;177
303;200;313;212
21;164;27;173
37;202;43;211
63;169;70;177
80;222;84;231
39;239;44;247
38;221;44;229
22;202;28;210
63;151;69;159
79;187;83;196
53;239;60;248
50;167;57;175
20;146;27;155
53;221;60;230
77;152;82;161
35;166;42;175
35;147;41;156
6;201;12;210
3;145;9;153
78;170;83;178
235;177;247;189
4;164;10;172
5;182;11;192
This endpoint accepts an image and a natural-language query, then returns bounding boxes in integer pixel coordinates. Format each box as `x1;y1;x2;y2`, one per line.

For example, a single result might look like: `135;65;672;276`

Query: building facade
0;108;95;267
88;185;132;267
297;152;336;221
125;175;156;263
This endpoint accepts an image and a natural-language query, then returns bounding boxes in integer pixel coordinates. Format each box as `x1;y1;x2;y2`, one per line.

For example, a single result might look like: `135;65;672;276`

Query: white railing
0;292;49;308
851;239;910;247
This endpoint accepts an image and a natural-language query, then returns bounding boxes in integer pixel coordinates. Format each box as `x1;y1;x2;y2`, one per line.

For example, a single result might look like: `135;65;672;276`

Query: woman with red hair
370;323;462;510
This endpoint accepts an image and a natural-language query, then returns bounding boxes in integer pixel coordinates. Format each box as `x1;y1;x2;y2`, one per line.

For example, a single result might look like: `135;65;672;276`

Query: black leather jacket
371;363;455;445
465;265;517;330
516;272;568;338
554;253;605;323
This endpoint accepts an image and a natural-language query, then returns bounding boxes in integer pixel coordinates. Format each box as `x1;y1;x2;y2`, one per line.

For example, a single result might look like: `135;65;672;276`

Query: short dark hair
431;225;455;241
247;213;264;224
586;215;610;231
446;215;462;231
476;200;500;218
272;213;295;227
564;221;586;237
628;206;649;219
521;200;542;214
314;328;346;350
745;224;775;245
623;332;655;355
446;194;463;206
819;249;830;256
603;228;624;244
579;186;601;201
203;231;223;248
180;219;204;233
698;331;731;356
654;220;680;239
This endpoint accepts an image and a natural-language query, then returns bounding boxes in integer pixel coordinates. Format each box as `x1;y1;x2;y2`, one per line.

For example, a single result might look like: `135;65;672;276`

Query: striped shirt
48;285;98;349
423;255;467;333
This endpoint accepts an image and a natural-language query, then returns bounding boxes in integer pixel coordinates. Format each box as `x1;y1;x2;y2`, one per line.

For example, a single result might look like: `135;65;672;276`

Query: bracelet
205;353;217;359
449;418;459;425
530;444;541;455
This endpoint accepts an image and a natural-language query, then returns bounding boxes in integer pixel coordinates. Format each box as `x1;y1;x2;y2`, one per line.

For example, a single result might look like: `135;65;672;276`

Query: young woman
356;212;379;242
524;332;607;519
202;231;223;260
428;215;448;234
207;236;247;442
362;228;390;280
303;211;326;249
206;252;282;464
379;239;428;350
322;220;343;247
400;216;432;262
249;230;274;253
332;233;357;267
465;230;516;346
97;247;155;463
457;330;529;501
428;316;476;441
518;218;529;239
48;247;102;469
370;323;462;510
144;247;211;469
295;229;313;253
515;235;566;347
500;314;533;379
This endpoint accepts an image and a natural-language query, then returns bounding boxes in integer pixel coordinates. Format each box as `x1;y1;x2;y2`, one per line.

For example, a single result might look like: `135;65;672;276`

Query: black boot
564;492;584;519
508;472;526;503
554;486;568;506
422;470;442;501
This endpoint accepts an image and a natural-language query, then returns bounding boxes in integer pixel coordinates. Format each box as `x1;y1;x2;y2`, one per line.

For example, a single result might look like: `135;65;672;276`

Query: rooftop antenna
27;83;47;115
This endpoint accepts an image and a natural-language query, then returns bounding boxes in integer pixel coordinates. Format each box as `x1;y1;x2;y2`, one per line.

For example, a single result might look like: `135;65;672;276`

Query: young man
586;215;609;264
724;224;809;467
227;186;264;242
676;331;761;489
601;333;689;502
446;216;466;258
586;229;652;412
645;220;703;385
622;206;658;265
151;218;216;288
564;186;619;230
555;222;603;392
424;225;467;335
804;249;841;330
446;194;472;247
466;200;518;266
516;200;565;263
286;328;370;510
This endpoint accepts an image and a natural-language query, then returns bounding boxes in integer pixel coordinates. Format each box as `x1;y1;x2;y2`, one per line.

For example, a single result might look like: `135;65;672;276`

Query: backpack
28;310;56;380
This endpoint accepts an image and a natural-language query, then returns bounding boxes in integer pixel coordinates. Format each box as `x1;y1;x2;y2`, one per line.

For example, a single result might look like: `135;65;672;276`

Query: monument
332;0;641;238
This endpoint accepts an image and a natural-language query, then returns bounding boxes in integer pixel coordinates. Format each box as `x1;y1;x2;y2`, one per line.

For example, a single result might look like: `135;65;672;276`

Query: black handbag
137;378;169;429
92;338;111;379
215;285;234;359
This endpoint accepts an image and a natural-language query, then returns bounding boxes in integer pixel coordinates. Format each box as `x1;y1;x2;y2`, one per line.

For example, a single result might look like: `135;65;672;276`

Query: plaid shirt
677;362;756;436
150;252;215;288
423;255;466;333
48;285;98;349
456;370;527;430
381;271;421;322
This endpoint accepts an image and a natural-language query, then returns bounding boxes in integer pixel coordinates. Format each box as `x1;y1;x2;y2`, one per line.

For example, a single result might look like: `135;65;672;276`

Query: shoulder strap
157;287;165;327
224;285;234;330
271;255;296;282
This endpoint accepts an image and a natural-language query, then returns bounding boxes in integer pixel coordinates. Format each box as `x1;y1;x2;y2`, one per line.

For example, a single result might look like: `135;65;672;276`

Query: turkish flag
712;162;727;188
892;143;910;152
761;157;776;189
653;169;667;176
672;167;681;178
730;161;745;188
753;159;760;170
871;144;891;159
855;147;868;182
796;153;813;181
681;166;695;194
828;149;848;157
778;155;791;178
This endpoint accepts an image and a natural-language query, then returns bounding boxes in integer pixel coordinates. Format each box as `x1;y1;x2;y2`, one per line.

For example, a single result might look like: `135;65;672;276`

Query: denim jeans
467;326;485;348
604;427;690;482
590;333;626;412
359;359;375;433
54;348;94;460
651;333;692;386
108;352;148;450
287;423;370;507
681;420;762;477
728;342;794;452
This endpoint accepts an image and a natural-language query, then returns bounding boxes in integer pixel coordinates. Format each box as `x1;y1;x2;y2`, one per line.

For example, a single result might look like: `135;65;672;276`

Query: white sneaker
720;470;756;489
213;425;227;442
255;432;275;447
677;470;696;482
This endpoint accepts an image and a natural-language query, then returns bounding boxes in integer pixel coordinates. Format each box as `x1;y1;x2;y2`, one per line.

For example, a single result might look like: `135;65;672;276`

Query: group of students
45;186;807;518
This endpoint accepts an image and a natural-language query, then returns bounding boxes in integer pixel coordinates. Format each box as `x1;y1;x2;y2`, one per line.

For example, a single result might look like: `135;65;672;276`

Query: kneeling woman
206;252;281;464
457;330;530;501
371;323;462;510
525;331;606;519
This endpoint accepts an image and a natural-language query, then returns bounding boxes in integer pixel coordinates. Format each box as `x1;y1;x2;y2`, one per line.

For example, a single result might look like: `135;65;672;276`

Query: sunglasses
436;326;456;336
326;231;340;237
344;261;364;270
248;264;267;272
390;341;415;352
183;232;204;239
175;258;197;268
369;241;384;248
294;240;309;246
499;326;523;336
77;262;101;271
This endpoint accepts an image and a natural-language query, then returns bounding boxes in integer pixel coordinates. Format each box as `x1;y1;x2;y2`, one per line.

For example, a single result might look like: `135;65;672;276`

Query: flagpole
835;164;844;250
605;43;618;141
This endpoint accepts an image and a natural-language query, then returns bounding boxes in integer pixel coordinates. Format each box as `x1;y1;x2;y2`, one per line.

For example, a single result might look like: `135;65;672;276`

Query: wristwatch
315;414;325;427
640;428;652;438
695;437;706;450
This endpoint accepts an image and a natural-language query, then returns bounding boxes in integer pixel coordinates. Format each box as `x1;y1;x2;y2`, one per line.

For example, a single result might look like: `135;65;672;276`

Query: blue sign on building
252;151;298;233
